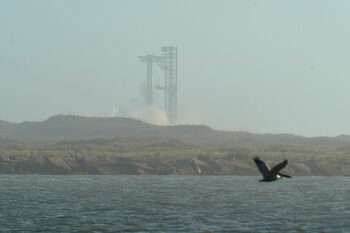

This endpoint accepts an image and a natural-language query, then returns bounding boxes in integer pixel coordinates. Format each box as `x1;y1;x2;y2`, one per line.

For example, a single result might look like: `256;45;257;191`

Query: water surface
0;175;349;232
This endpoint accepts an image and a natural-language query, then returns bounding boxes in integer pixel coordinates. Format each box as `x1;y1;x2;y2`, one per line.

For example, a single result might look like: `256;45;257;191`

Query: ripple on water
0;176;349;232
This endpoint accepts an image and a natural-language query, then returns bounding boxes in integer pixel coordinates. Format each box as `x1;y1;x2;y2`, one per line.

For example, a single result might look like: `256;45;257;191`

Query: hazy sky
1;0;350;136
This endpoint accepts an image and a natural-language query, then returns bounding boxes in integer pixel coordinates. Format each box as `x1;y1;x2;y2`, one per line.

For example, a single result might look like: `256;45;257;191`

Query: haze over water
1;175;349;232
2;2;350;233
2;1;350;136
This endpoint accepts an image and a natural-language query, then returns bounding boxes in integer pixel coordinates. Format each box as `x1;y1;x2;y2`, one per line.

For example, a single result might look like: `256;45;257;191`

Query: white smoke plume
129;105;169;125
109;106;119;117
110;98;169;126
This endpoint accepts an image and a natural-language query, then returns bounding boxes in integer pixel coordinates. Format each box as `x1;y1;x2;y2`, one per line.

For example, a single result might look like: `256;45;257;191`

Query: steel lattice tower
139;46;178;125
162;47;177;125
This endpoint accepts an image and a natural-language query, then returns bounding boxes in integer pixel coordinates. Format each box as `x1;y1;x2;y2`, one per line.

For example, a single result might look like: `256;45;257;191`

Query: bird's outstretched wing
279;172;292;178
270;160;288;176
253;156;270;179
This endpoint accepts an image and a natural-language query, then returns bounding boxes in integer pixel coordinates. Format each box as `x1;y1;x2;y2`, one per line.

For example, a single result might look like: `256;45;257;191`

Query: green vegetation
0;115;350;175
0;136;350;175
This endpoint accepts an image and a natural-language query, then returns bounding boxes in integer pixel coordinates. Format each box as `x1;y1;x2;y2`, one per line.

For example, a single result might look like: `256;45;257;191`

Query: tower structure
161;47;177;125
138;55;163;105
139;46;178;125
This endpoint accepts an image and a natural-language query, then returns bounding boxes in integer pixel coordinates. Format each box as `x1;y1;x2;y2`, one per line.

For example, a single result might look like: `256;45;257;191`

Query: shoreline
1;156;349;176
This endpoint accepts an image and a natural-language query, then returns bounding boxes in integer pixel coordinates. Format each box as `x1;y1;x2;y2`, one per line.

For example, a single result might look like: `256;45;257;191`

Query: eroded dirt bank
1;154;349;176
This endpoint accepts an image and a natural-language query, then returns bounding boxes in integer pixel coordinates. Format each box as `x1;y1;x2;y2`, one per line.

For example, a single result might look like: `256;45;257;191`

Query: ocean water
0;175;349;233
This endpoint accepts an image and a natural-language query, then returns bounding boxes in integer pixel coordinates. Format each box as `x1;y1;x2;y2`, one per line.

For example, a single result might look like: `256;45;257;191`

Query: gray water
0;176;349;232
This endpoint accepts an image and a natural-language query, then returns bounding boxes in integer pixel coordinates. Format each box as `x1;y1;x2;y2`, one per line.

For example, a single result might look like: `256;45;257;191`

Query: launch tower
161;47;177;125
139;46;178;125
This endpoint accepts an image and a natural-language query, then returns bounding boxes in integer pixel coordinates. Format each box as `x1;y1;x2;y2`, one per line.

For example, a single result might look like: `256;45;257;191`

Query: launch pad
139;46;178;125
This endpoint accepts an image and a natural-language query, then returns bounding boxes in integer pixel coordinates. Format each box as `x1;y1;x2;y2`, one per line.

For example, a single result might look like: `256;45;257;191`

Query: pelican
253;156;292;182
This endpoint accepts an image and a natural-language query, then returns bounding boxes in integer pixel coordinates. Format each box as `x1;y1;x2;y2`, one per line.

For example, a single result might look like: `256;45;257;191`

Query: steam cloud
110;98;169;126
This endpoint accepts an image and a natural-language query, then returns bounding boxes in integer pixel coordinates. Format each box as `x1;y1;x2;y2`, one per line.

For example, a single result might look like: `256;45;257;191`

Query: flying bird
253;156;292;182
